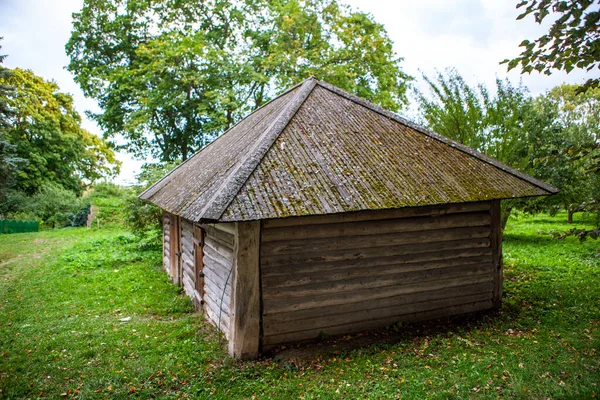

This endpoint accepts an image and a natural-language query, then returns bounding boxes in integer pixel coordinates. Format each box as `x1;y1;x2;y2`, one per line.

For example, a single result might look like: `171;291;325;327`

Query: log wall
200;223;236;339
259;202;499;348
180;219;202;307
162;212;172;274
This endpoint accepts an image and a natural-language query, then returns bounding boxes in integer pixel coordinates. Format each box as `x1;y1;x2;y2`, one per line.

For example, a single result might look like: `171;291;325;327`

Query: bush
122;162;179;239
0;190;35;220
89;182;133;199
1;185;92;228
27;184;86;228
125;196;162;239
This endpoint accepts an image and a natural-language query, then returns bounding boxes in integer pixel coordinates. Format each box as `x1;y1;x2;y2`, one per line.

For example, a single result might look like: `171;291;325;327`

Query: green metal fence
0;219;39;234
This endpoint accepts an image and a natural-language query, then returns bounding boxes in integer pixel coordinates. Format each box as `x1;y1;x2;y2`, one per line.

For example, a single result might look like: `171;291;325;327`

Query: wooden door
193;225;205;302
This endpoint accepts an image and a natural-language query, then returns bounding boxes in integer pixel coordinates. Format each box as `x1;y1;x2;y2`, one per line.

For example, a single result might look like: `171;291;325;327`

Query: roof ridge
315;80;558;195
194;77;318;221
139;78;314;201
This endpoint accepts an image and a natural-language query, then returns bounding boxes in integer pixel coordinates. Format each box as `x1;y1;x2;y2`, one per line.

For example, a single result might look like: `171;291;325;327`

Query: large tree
413;70;600;227
0;39;23;202
530;84;600;222
503;0;600;92
66;0;411;162
413;69;532;168
0;68;120;195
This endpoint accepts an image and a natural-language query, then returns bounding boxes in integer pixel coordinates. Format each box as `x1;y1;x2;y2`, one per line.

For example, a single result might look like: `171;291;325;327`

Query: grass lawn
0;213;599;399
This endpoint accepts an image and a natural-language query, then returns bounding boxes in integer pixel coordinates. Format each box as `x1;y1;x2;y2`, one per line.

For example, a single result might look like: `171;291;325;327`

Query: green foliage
25;184;85;227
416;72;599;223
1;184;94;228
66;0;411;162
0;39;24;203
125;162;179;238
89;181;131;199
0;37;14;129
414;69;532;168
0;67;120;195
526;84;600;218
83;183;133;228
1;214;599;398
125;197;162;238
503;0;600;92
414;69;486;150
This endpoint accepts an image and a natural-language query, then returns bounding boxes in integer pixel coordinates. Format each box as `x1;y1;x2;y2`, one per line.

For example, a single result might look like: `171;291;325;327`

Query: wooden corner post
230;221;261;359
490;200;503;309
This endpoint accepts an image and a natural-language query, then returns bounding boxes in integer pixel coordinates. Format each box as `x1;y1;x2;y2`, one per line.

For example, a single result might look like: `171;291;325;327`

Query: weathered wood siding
162;212;172;274
200;223;235;339
260;202;498;348
180;219;202;307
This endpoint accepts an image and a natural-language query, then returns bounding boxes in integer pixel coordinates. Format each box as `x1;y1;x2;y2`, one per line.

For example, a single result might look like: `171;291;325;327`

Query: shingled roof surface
140;77;557;222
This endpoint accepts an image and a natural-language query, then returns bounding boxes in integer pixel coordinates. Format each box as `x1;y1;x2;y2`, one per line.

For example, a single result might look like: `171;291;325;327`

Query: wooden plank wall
260;202;497;348
200;223;236;339
162;212;172;275
180;219;202;307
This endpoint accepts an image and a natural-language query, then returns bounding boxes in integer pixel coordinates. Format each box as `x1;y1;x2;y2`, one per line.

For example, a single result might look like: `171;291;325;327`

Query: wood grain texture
262;202;491;228
180;219;203;305
229;221;261;359
162;212;172;274
169;215;180;284
201;222;235;339
491;200;503;308
263;300;493;347
263;282;493;324
261;211;490;242
260;203;496;347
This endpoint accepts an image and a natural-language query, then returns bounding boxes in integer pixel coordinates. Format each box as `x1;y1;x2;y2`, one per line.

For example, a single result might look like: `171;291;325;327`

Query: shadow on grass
266;309;504;363
265;283;559;364
503;233;555;246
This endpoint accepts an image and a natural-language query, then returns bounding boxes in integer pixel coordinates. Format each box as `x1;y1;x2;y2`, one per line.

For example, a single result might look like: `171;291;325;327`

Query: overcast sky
1;0;592;184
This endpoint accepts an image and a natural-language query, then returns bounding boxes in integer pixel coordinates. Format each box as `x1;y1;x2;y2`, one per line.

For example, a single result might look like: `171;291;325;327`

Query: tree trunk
568;210;574;224
500;203;512;232
181;145;188;162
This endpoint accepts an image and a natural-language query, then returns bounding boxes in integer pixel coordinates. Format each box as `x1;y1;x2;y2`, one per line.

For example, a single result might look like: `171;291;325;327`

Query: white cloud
1;0;592;185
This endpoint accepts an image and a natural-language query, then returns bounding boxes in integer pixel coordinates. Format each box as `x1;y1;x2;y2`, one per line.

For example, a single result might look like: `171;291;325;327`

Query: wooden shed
140;77;556;358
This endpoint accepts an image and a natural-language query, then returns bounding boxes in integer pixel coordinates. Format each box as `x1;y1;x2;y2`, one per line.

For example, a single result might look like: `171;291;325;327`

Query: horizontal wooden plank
261;226;490;256
203;270;232;298
204;283;231;315
262;299;493;347
183;265;196;285
209;222;236;235
182;275;197;298
264;291;493;337
204;245;233;270
263;274;493;314
204;302;230;336
203;254;233;282
263;263;493;299
205;233;234;254
204;284;231;313
262;238;491;268
262;248;492;277
204;225;235;246
181;235;194;251
263;255;492;288
205;236;234;261
263;202;491;228
263;282;493;324
182;252;194;269
261;212;490;242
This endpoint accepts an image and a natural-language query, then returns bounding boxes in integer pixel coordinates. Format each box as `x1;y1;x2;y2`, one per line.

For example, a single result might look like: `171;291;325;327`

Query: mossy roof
140;77;557;222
